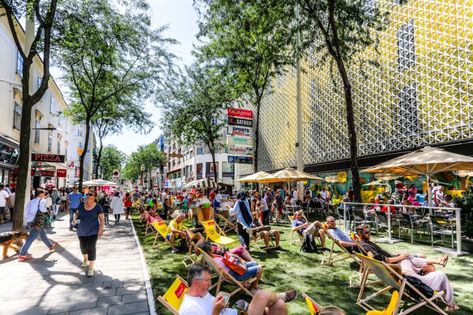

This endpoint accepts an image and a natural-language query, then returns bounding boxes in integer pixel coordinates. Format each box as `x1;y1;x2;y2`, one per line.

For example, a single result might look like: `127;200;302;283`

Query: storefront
0;135;20;186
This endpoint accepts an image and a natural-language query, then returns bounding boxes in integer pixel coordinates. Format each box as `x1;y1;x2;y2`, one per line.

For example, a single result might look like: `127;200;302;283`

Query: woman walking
110;191;125;224
74;189;104;277
123;192;132;220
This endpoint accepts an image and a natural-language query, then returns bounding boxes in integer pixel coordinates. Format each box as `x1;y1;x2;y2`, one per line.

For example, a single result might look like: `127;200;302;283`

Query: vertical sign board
228;156;253;164
227;126;252;137
227;116;253;127
227;108;253;119
227;136;253;147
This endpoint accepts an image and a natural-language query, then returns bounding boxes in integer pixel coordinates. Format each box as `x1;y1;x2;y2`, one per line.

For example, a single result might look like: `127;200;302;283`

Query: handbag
222;252;247;276
30;200;46;230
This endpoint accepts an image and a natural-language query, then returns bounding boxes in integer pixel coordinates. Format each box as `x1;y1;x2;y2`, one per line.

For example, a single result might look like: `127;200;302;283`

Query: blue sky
103;0;198;155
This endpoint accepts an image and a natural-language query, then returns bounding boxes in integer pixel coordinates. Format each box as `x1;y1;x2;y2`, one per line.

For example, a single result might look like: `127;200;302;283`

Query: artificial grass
133;215;473;314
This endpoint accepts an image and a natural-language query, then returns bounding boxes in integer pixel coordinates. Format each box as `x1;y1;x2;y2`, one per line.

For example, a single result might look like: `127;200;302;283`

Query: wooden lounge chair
151;221;172;249
302;292;324;315
199;249;256;298
289;215;304;245
157;275;188;315
354;253;447;315
201;220;237;246
215;213;237;234
366;291;399;315
321;225;357;266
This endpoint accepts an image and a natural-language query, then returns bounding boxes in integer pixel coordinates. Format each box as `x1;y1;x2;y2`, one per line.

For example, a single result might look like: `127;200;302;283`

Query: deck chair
366;291;399;315
201;220;237;246
199;249;256;298
354;253;447;315
151;221;172;249
289;215;304;245
321;225;356;266
248;226;275;250
215;213;237;234
157;275;188;315
302;292;324;315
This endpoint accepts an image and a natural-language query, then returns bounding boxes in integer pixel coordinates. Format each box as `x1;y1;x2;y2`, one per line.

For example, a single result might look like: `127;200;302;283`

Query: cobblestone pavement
0;214;153;315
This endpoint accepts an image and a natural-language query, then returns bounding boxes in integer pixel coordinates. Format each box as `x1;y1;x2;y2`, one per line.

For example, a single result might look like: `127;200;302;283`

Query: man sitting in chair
179;264;296;315
355;225;458;311
251;210;281;250
292;210;326;248
325;216;357;251
168;213;188;253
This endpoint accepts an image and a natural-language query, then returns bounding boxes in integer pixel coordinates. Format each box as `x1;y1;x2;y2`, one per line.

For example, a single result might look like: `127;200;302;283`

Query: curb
130;219;157;315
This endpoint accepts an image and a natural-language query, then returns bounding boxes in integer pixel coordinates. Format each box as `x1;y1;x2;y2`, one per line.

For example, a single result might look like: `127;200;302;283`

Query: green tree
56;0;175;192
99;145;126;180
123;144;166;188
1;0;58;231
195;0;294;173
161;63;238;182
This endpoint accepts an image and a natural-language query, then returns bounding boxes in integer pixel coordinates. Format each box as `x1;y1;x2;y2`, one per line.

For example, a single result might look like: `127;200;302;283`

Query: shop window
13;102;22;130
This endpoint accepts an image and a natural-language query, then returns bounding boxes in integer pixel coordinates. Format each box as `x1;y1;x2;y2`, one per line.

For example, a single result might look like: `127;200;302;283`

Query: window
397;19;416;71
16;52;23;77
47;127;53;152
396;84;418;136
34;119;41;144
57;134;62;154
50;96;57;114
196;147;204;155
36;76;42;90
64;142;68;161
13;102;22;130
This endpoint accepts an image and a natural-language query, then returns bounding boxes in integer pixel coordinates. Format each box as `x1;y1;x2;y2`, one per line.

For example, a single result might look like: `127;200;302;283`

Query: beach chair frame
157;275;188;315
152;221;173;249
201;220;237;246
302;292;324;315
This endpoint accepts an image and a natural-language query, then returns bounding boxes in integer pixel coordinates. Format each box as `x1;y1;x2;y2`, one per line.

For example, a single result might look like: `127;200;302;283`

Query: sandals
279;289;297;303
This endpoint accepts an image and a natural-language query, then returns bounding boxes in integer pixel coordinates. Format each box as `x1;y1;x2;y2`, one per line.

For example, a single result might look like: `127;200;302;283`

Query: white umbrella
82;179;119;187
261;167;324;183
364;146;473;205
182;178;218;189
238;171;271;183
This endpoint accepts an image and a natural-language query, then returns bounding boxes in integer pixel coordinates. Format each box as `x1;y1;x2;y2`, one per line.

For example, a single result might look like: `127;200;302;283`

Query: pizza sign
31;153;65;163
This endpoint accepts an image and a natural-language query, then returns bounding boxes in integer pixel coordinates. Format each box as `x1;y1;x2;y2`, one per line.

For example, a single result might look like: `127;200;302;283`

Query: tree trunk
209;145;218;183
253;102;261;173
79;118;92;192
94;137;104;178
335;58;362;202
12;98;33;231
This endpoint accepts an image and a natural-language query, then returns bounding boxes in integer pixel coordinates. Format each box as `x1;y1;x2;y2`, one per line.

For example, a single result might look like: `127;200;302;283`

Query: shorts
79;235;98;261
230;261;260;281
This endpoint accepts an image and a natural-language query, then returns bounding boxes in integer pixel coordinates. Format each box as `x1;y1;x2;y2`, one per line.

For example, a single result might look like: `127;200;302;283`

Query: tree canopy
99;145;126;180
123;144;166;183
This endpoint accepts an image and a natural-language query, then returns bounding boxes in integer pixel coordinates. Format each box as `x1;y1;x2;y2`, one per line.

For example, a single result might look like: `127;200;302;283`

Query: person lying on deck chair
324;216;357;252
251;210;281;250
355;225;458;312
179;264;297;315
292;210;326;248
168;213;188;253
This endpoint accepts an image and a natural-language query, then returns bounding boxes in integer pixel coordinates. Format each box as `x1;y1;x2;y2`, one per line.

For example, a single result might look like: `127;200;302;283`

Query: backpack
300;234;318;253
405;275;434;300
222;252;247;275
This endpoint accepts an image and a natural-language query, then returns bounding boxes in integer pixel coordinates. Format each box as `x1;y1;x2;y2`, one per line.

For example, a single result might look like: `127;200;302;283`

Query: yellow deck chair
201;220;237;246
366;291;399;315
354;253;447;315
152;221;172;248
302;292;324;315
157;275;188;315
199;249;256;298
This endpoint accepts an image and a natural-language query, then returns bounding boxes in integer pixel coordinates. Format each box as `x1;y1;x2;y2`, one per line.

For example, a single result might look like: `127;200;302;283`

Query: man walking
19;189;58;261
67;187;82;231
0;184;10;224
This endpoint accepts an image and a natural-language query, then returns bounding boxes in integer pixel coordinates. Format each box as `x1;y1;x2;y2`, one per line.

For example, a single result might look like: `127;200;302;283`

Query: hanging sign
227;126;252;137
228;156;253;164
56;169;67;178
31;153;65;163
227;108;253;119
227;116;253;127
226;136;253;146
226;146;253;156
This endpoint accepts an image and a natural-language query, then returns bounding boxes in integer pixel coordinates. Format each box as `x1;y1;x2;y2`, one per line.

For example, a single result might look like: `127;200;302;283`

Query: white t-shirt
179;292;237;315
0;190;9;207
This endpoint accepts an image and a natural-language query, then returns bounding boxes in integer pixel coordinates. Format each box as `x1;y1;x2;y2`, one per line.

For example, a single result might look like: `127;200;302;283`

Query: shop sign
56;169;67;178
31;153;65;163
227;116;253;127
227;136;253;146
225;146;253;156
228;156;253;164
227;108;253;119
227;126;252;137
31;170;55;177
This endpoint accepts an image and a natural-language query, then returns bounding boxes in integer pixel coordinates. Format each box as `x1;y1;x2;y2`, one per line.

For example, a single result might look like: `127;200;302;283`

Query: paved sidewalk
0;214;153;315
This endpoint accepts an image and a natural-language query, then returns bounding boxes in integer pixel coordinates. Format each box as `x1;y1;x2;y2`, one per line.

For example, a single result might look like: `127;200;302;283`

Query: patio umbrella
82;179;119;187
363;146;473;204
238;171;271;183
362;179;389;187
182;178;218;189
261;167;324;183
373;173;401;181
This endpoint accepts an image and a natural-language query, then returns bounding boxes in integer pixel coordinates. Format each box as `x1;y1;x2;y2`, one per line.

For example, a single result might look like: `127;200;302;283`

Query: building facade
257;0;473;175
0;12;74;188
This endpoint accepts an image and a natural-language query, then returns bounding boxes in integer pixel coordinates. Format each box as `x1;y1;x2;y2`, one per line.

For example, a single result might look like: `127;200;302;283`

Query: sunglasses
86;193;95;197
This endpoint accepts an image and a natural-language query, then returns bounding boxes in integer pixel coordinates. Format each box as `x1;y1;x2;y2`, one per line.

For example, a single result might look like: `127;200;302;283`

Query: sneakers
18;254;33;262
87;269;94;277
49;242;58;252
81;260;88;268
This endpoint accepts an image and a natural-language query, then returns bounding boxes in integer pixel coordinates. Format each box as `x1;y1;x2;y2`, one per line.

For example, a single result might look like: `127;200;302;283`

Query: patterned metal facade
258;0;473;172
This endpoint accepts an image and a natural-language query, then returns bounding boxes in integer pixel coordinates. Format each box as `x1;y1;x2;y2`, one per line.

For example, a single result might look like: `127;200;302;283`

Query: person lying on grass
179;263;296;315
355;225;458;312
198;241;263;293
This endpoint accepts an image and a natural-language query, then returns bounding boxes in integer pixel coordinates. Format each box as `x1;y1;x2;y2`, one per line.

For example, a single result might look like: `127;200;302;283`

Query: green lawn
133;216;473;314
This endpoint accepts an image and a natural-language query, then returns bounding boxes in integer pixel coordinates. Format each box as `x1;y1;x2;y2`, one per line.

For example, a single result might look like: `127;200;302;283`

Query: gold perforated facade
258;0;473;172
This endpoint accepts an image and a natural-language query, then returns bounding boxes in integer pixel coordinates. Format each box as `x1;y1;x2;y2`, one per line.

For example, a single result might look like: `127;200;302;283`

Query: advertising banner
228;156;253;164
227;126;252;137
227;116;253;127
227;108;253;119
226;136;253;146
56;169;67;177
226;146;253;156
